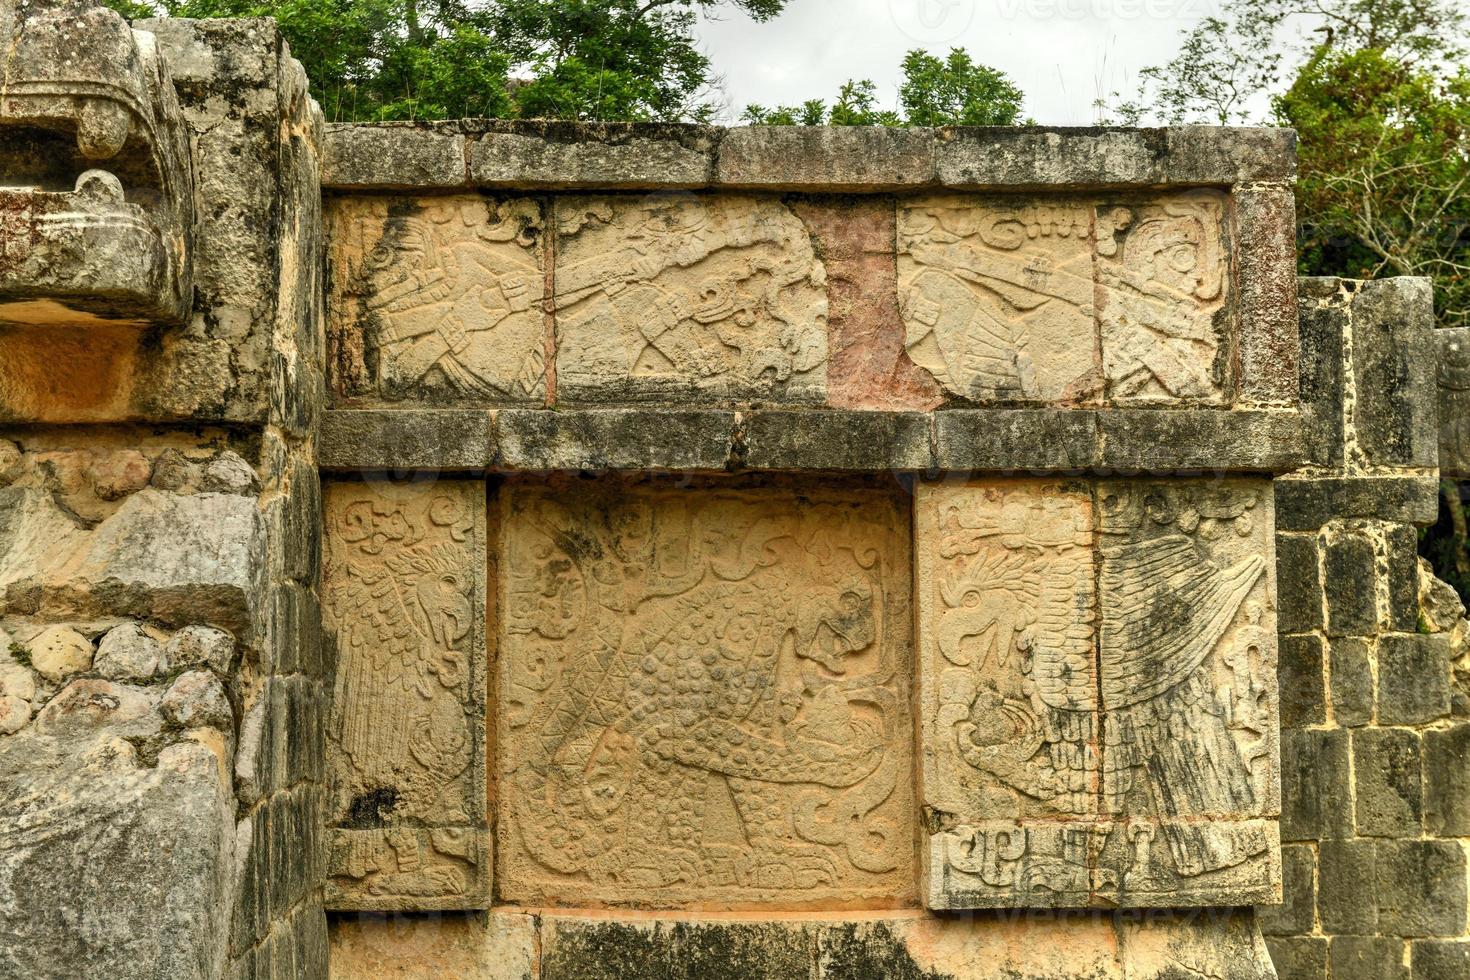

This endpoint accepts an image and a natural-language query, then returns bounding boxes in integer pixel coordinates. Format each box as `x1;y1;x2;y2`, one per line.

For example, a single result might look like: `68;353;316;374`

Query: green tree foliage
742;48;1024;127
1279;48;1470;325
1118;0;1470;594
102;0;787;122
1113;0;1470;325
897;49;1025;127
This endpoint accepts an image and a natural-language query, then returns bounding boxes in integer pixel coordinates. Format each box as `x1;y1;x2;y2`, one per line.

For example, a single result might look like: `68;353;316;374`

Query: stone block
917;477;1279;908
739;411;931;470
1258;843;1317;936
1296;282;1347;468
329;910;538;980
323;479;489;910
294;907;329;980
552;194;827;404
0;723;234;978
1385;524;1421;633
934;127;1165;187
471;120;716;188
791;197;942;411
1424;723;1470;836
323;123;467;189
496;409;735;470
1323;531;1377;638
327;195;546;407
1279;633;1326;728
1318;839;1379;935
1265;936;1328;980
1163;126;1299;183
496;478;914;909
1329;637;1375;728
898;190;1234;407
540;916;822;980
1378;633;1453;725
1276;533;1322;634
1436;327;1470;478
718;125;936;189
1349;277;1438;469
1233;184;1300;406
1352;728;1422;838
1411;940;1470;980
1330;936;1409;980
932;409;1098;472
1281;729;1352;841
319;410;498;471
1094;409;1305;472
1375;840;1468;937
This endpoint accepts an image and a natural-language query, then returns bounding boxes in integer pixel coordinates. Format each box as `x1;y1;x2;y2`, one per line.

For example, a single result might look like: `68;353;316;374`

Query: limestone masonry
1;3;1467;979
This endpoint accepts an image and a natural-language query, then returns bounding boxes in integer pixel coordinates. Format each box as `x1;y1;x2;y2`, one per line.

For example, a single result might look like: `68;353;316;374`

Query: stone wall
0;8;328;980
4;5;1470;977
1262;279;1470;979
317;121;1302;978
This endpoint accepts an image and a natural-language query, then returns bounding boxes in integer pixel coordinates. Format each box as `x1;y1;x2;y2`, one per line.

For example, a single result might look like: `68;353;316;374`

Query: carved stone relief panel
0;0;196;327
327;195;546;405
1437;327;1470;477
497;478;913;908
1096;194;1232;403
897;191;1232;407
917;477;1279;909
323;479;488;910
552;195;829;403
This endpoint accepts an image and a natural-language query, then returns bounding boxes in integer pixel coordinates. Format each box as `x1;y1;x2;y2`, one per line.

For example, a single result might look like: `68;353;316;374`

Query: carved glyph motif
917;478;1279;909
328;196;545;404
552;195;829;402
897;192;1232;406
1096;194;1230;403
497;479;913;907
323;479;488;910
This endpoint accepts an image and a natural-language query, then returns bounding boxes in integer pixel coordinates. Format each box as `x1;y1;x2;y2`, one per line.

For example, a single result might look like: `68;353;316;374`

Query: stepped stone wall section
1262;279;1470;980
3;4;1469;976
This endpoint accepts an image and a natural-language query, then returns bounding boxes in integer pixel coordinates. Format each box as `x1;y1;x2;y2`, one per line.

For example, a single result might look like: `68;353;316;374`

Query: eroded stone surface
898;191;1232;406
917;477;1280;908
328;195;546;406
323;479;489;910
497;478;913;908
1436;327;1470;477
0;0;196;326
329;910;537;980
553;195;828;403
0;687;233;979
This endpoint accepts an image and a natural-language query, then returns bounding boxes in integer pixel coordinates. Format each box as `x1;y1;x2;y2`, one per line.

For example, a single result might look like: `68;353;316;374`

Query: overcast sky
698;0;1227;125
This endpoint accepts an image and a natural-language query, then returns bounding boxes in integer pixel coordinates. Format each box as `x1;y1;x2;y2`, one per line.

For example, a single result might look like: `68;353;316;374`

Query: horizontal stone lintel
319;407;1306;474
1273;473;1441;530
322;121;1296;191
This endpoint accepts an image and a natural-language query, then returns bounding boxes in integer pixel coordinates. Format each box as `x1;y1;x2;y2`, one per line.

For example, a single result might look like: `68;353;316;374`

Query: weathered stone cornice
322;121;1297;192
318;405;1307;474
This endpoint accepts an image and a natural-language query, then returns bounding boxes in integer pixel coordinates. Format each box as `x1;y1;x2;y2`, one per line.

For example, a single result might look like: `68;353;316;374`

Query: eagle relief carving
918;477;1280;909
323;479;488;910
497;479;913;908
